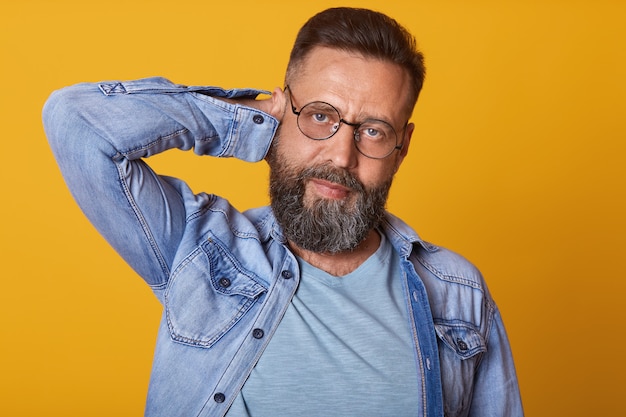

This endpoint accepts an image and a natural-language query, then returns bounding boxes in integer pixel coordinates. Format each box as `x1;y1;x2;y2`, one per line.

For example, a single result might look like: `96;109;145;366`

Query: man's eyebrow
346;110;401;129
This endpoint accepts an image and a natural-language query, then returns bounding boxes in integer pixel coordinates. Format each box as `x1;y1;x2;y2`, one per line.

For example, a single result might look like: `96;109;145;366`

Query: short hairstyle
286;7;426;113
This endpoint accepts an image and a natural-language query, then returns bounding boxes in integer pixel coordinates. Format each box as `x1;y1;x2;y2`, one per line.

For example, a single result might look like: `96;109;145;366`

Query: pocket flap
435;322;486;359
165;236;266;348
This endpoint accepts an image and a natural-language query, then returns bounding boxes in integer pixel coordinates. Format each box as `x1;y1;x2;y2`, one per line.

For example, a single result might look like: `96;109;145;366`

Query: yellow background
1;0;625;415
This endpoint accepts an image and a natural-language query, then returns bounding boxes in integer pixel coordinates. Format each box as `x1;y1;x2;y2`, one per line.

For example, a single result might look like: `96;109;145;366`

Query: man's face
268;46;415;254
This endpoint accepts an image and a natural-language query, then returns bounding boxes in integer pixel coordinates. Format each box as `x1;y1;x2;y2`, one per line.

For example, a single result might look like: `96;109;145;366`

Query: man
43;7;523;417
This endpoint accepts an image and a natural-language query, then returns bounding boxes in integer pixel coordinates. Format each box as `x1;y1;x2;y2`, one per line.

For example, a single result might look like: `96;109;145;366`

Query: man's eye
364;127;381;137
359;126;386;141
312;113;330;123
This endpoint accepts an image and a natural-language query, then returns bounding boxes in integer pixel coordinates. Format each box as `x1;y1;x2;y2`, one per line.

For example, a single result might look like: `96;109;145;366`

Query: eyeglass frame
285;85;407;159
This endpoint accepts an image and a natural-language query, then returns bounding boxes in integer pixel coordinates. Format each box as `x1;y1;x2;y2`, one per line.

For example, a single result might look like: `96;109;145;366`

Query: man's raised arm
43;77;281;290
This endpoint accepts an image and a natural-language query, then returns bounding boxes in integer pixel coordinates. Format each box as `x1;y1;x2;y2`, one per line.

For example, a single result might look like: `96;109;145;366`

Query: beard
267;143;393;254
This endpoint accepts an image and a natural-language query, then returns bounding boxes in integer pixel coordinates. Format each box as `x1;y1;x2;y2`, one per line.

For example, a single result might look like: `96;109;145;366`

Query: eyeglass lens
297;102;398;158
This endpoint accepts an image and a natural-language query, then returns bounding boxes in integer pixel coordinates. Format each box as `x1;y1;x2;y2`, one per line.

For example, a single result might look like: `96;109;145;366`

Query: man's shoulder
243;206;277;242
382;212;485;291
410;243;485;291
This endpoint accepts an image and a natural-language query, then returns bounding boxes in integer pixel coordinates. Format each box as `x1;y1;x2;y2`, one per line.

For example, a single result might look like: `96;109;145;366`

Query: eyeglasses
286;86;404;159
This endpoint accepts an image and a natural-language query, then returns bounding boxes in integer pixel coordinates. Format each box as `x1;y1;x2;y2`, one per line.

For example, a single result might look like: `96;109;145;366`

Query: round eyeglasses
286;86;404;159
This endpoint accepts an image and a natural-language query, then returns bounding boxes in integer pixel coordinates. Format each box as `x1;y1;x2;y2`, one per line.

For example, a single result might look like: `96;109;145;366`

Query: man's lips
308;178;352;199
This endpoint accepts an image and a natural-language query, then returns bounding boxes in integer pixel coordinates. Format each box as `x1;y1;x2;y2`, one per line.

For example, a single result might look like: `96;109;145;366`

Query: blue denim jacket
43;77;523;417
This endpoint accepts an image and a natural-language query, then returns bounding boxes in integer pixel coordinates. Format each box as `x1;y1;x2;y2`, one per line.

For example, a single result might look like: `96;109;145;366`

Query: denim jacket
43;77;523;417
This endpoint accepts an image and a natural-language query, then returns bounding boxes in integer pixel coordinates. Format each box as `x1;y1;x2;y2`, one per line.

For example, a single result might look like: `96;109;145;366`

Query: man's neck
288;229;381;277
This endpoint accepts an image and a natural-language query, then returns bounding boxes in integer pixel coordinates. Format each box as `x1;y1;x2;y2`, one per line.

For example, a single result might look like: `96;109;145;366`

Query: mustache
294;164;365;193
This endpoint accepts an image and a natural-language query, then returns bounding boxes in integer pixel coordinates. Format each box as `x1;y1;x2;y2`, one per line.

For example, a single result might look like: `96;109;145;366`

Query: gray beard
268;157;392;254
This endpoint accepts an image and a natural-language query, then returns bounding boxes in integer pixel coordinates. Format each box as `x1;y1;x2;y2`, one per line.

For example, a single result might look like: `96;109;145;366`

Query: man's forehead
289;47;414;123
292;47;412;95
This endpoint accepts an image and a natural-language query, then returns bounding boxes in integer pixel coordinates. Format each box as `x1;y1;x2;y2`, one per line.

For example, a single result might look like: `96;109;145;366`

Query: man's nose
324;123;358;169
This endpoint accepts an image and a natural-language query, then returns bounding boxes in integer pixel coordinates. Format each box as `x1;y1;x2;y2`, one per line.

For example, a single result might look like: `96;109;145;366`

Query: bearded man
43;7;523;417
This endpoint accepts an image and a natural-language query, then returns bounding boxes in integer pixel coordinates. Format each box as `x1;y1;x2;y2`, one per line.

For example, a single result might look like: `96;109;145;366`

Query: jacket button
214;392;226;403
457;339;469;351
252;114;264;124
281;270;293;279
252;328;265;339
218;277;231;288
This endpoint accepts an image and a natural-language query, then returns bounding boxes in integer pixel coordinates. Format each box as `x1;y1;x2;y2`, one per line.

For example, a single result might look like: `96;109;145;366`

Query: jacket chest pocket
435;321;487;417
165;237;267;348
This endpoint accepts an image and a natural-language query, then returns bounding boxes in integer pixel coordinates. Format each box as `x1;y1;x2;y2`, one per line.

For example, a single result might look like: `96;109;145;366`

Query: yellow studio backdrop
1;0;624;415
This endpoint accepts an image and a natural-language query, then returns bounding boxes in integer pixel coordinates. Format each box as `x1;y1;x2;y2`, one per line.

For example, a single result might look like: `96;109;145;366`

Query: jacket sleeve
469;307;524;417
42;77;279;289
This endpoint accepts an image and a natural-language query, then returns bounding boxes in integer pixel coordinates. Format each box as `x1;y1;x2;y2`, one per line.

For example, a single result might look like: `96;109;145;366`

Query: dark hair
286;7;426;112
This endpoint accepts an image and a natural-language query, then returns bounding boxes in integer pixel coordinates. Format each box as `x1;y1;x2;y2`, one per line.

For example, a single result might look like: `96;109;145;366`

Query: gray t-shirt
227;233;419;416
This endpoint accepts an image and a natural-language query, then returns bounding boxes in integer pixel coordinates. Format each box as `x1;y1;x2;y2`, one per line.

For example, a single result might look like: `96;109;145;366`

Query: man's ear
268;87;288;122
394;122;414;172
